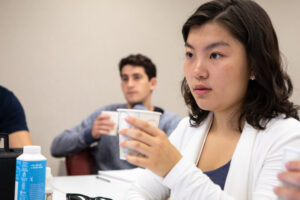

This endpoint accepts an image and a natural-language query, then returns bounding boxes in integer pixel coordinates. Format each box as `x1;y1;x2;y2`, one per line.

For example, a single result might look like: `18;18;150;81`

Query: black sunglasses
66;193;113;200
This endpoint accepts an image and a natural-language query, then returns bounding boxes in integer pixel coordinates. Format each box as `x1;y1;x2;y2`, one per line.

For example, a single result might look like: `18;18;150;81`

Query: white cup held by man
101;111;119;136
117;109;161;160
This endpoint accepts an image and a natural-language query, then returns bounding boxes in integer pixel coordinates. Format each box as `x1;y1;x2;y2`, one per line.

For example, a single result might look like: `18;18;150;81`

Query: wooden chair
65;147;97;175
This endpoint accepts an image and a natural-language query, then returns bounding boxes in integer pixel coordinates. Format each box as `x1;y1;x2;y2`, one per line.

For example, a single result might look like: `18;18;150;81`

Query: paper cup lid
117;108;161;116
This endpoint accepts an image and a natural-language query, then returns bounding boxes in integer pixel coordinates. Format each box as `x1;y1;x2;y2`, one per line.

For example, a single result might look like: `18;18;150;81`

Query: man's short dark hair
119;54;156;80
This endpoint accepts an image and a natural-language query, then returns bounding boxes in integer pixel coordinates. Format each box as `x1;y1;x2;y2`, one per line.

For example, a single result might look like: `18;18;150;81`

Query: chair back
65;148;96;175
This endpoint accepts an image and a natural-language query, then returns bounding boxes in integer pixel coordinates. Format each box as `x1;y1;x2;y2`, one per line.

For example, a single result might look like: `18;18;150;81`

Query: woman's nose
193;58;208;80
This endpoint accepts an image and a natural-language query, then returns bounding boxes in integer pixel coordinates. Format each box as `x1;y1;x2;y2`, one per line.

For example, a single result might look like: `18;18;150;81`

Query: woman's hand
119;116;182;177
274;161;300;200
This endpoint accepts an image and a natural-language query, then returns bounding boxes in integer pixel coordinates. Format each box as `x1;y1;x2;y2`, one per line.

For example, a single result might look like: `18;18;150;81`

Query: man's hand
91;114;115;139
274;161;300;200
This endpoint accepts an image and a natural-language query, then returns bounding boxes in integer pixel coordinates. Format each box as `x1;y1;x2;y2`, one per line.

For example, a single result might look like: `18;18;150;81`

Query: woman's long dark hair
181;0;299;130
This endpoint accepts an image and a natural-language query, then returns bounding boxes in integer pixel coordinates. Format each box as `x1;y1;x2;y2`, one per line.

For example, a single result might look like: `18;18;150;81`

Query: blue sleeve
159;112;182;136
51;103;125;157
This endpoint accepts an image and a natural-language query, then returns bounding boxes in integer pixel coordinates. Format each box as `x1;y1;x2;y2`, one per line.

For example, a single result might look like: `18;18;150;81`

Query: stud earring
250;75;255;81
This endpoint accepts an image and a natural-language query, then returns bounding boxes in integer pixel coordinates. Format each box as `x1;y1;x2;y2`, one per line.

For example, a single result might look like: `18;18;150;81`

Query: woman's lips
193;85;211;95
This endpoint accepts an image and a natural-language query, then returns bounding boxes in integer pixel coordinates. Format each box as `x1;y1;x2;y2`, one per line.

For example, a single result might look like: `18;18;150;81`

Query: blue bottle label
15;160;46;200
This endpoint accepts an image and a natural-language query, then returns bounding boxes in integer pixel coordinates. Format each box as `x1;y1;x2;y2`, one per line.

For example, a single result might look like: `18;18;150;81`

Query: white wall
1;0;299;176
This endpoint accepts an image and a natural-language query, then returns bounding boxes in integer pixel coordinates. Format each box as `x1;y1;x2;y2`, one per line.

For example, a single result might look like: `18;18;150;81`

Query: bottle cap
23;145;41;154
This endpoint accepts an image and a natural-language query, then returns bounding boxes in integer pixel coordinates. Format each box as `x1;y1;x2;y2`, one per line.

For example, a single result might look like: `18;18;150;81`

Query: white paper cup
277;147;300;200
101;111;119;136
117;109;161;160
283;147;300;164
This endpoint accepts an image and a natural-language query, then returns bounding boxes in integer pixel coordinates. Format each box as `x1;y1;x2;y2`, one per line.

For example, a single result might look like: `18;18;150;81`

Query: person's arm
9;130;33;148
124;118;231;200
51;105;116;157
159;111;182;136
125;118;187;200
51;110;99;157
274;161;300;200
0;87;31;147
123;117;300;199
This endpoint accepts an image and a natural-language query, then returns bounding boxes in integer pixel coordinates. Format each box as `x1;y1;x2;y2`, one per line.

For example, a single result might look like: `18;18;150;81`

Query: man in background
51;54;181;172
0;85;33;147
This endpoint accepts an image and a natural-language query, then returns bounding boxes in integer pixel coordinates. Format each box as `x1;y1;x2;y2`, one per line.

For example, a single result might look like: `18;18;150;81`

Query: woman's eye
185;52;194;59
210;52;222;59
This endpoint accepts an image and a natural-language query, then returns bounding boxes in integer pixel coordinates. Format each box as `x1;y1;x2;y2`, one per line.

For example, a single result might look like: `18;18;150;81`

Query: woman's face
184;22;250;114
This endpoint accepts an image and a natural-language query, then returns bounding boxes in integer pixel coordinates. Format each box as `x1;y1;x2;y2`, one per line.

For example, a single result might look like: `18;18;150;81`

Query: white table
52;168;143;200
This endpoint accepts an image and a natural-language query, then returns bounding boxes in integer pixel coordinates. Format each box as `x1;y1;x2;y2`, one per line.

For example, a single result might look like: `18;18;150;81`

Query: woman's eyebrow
185;41;230;51
185;42;194;49
204;41;230;51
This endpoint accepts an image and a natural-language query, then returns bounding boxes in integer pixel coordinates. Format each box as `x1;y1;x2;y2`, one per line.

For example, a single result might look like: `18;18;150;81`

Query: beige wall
0;0;299;176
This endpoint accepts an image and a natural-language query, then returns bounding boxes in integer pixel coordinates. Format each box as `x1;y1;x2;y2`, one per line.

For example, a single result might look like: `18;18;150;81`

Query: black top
0;86;28;134
204;160;231;190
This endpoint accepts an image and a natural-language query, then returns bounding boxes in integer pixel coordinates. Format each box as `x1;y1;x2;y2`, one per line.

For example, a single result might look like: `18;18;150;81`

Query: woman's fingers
120;139;152;158
278;171;300;187
125;153;150;168
118;116;182;177
287;161;300;171
120;127;182;177
125;116;162;137
119;128;157;146
274;186;300;200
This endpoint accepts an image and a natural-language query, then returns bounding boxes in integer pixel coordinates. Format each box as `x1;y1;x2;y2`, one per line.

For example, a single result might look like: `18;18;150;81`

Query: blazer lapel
224;122;257;199
182;113;213;163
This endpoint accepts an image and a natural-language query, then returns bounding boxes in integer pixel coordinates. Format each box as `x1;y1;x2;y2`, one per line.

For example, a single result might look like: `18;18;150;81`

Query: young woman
119;0;300;199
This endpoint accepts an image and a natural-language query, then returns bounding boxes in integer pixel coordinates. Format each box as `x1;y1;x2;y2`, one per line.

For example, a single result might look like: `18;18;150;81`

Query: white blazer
126;113;300;200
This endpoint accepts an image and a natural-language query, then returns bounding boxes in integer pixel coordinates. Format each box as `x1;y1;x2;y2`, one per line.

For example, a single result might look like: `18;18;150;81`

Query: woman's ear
249;69;255;81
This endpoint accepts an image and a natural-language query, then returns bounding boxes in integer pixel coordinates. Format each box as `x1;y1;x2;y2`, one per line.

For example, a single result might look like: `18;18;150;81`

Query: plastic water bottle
45;167;53;200
15;145;47;200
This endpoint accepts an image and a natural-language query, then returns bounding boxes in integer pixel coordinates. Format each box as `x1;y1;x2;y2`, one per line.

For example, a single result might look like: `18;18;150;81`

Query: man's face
121;65;157;106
